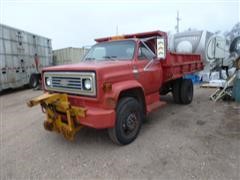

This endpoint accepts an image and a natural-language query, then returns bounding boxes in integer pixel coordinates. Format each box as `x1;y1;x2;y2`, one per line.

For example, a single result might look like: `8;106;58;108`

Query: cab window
138;43;155;60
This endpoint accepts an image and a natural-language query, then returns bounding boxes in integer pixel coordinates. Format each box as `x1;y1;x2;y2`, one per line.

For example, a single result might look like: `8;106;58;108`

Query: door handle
132;66;139;79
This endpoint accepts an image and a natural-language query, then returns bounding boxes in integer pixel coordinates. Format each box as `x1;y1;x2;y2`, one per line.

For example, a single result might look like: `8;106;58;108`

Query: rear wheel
172;79;182;104
108;97;142;145
29;74;40;89
180;79;193;104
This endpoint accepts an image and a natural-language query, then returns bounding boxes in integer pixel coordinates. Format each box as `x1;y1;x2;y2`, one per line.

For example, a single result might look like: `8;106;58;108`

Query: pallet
200;83;220;88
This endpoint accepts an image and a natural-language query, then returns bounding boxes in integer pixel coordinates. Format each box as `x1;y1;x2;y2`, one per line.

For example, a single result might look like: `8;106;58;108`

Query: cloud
1;0;239;49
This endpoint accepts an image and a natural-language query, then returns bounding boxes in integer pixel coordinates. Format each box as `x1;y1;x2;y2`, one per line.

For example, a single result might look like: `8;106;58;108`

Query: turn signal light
103;82;112;92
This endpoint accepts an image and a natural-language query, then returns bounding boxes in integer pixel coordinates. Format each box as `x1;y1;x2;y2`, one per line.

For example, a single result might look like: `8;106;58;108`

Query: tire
29;74;40;89
172;79;182;104
108;97;142;145
180;79;193;104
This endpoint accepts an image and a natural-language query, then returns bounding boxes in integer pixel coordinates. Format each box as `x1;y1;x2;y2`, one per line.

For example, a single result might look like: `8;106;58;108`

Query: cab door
133;42;162;95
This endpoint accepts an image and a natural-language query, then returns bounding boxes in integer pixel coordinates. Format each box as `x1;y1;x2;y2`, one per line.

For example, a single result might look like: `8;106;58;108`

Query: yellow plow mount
27;93;86;140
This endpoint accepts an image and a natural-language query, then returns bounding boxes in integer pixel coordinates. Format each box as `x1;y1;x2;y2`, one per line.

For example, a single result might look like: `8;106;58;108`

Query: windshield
84;40;135;61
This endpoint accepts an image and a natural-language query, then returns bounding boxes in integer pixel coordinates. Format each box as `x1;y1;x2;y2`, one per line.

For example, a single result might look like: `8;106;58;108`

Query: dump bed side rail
161;52;203;82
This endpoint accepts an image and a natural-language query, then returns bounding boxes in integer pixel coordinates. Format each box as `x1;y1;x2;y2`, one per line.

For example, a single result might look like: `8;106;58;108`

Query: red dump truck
27;31;203;145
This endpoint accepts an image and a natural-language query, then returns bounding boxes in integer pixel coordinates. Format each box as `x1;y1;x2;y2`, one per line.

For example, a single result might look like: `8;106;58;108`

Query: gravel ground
0;86;239;179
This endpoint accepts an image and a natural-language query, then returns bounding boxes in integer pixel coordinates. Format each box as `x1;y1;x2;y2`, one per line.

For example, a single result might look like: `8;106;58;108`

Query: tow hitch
27;93;86;140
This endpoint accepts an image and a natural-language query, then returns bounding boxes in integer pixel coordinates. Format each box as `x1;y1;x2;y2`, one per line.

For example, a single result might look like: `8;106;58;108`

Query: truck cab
28;31;203;145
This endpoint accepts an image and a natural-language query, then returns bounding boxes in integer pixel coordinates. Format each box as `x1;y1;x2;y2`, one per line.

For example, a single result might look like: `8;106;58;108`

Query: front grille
44;72;96;96
52;76;82;90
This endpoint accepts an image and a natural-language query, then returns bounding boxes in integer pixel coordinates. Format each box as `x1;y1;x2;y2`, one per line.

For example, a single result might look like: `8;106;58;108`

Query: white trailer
0;24;52;91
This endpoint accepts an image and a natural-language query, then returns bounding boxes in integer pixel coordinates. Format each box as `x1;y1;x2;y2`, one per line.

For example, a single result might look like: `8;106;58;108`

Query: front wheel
108;97;142;145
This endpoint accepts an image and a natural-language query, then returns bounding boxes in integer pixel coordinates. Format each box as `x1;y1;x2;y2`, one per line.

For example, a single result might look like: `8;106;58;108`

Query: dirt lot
0;87;239;179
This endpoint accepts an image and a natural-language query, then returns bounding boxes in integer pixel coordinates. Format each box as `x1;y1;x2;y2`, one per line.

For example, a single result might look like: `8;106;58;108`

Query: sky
0;0;239;49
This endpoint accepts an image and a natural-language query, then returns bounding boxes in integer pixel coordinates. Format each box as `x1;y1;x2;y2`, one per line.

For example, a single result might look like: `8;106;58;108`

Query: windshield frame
83;39;137;61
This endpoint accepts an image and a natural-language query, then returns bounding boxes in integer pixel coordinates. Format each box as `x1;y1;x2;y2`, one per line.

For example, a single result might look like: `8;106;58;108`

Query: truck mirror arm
140;40;156;59
143;58;156;71
139;38;160;71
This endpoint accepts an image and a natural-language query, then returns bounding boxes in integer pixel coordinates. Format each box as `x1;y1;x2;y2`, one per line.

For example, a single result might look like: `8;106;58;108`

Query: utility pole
116;25;118;35
175;11;181;33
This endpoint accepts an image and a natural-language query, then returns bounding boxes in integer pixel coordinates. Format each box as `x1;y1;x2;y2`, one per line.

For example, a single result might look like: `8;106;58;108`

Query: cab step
147;101;166;113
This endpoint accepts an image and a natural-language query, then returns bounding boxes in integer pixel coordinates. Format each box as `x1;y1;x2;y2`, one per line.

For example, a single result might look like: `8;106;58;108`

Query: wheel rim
122;112;139;138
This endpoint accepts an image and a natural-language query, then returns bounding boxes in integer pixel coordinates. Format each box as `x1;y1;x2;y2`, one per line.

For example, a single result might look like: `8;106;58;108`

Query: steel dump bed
95;30;204;83
161;52;203;83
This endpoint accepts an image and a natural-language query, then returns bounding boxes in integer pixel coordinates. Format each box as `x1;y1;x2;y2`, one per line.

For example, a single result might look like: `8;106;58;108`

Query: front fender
103;80;144;108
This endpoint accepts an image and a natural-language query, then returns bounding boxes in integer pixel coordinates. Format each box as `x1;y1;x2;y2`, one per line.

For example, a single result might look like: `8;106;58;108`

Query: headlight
83;78;92;90
45;77;52;87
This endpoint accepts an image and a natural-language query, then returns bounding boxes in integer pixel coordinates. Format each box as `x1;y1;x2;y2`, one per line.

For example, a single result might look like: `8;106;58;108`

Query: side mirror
157;37;166;60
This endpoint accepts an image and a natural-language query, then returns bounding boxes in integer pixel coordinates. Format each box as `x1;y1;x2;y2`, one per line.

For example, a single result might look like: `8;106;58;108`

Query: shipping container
0;24;52;91
53;47;89;65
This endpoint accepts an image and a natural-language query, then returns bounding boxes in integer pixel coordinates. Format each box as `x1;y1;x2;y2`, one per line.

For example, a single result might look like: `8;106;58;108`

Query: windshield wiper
102;56;117;61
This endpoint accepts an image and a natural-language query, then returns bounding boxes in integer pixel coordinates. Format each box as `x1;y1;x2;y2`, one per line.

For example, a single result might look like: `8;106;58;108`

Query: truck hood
43;60;133;82
43;60;132;72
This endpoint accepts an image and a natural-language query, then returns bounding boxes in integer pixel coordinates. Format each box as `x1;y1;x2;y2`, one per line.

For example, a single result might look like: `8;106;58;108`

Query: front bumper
78;106;115;129
27;93;115;140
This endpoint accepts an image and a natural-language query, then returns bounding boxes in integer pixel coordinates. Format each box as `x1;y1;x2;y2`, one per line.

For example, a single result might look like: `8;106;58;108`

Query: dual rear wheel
172;78;193;104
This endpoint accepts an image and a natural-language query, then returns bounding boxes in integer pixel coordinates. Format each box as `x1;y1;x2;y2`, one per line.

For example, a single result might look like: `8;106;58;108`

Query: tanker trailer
173;30;227;70
171;30;228;81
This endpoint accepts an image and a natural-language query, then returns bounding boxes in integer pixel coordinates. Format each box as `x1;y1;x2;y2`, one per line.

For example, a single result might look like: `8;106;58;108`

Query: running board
147;101;166;113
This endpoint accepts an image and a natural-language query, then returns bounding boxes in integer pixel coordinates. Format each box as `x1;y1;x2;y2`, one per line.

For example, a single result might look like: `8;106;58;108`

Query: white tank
173;30;214;62
172;30;227;70
176;41;193;53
